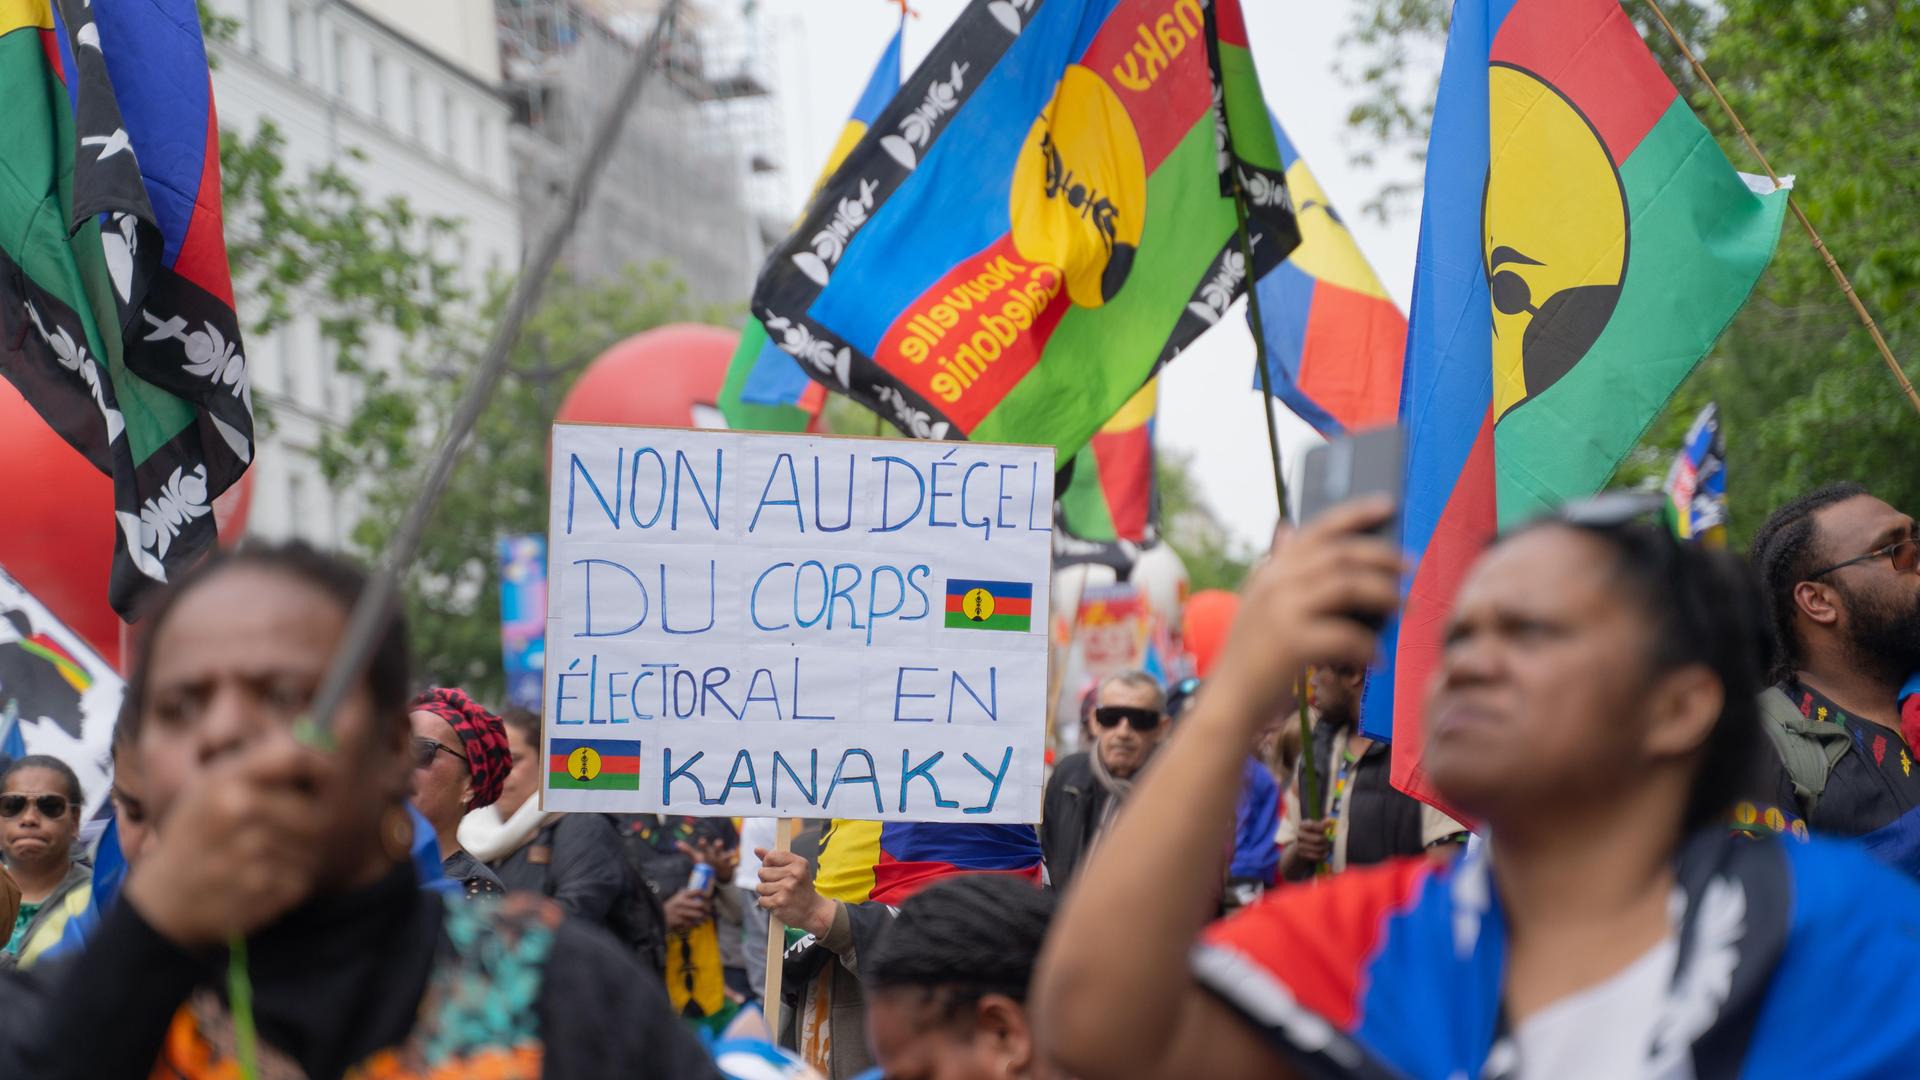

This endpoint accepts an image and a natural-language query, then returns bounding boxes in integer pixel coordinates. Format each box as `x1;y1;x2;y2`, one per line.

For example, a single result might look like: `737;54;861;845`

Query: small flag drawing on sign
549;738;642;791
944;579;1032;632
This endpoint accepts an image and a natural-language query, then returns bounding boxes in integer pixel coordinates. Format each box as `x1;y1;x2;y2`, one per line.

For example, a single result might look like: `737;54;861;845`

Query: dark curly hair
1506;512;1771;832
1750;483;1868;684
866;874;1056;1024
120;540;412;740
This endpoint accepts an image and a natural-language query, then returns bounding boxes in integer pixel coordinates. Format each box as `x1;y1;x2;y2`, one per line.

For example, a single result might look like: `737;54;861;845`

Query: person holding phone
1034;496;1920;1078
1041;670;1169;891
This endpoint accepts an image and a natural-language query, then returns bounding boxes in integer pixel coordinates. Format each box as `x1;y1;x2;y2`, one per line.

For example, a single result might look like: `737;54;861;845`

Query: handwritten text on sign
543;424;1054;823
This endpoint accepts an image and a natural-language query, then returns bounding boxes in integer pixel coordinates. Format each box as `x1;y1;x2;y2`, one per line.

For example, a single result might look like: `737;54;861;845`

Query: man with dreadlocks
1750;483;1920;836
862;874;1063;1080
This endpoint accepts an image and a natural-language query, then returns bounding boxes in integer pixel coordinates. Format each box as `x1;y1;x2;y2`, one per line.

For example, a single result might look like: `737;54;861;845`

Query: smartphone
1298;425;1405;630
1298;423;1405;538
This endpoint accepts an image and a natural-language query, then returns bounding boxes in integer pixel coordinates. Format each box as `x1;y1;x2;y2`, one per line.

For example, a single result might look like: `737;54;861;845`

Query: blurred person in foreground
1170;677;1281;909
1035;496;1920;1078
460;707;629;929
0;755;90;968
1750;483;1920;836
1277;663;1466;883
1041;670;1169;890
863;873;1063;1080
15;541;714;1079
406;687;509;899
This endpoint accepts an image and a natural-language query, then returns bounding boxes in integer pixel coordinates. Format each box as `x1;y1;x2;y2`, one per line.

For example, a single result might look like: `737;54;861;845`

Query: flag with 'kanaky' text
750;0;1298;459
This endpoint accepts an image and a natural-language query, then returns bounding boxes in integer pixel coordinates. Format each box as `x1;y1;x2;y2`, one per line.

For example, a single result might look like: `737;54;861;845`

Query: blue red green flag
750;0;1297;457
1363;0;1788;814
1249;115;1406;435
1;0;254;616
548;737;642;792
944;578;1033;632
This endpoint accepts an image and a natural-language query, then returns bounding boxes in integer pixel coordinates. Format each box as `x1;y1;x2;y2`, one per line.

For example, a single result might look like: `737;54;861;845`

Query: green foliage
337;265;706;697
1155;448;1255;593
1342;0;1920;545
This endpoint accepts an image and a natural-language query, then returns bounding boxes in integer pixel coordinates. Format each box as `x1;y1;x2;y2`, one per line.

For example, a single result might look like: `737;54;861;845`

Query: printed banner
498;534;548;711
1076;582;1146;679
543;423;1054;822
0;563;123;816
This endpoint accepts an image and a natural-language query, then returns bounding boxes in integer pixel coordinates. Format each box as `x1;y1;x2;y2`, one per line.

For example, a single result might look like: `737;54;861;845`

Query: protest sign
0;563;123;816
498;534;549;711
1076;583;1147;680
544;423;1054;823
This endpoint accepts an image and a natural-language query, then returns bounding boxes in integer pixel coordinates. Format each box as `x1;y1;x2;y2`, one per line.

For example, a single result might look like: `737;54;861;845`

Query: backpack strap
1757;687;1851;817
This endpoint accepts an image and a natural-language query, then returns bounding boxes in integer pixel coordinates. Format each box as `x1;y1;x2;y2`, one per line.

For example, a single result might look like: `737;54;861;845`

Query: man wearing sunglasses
1042;670;1170;891
1753;483;1920;836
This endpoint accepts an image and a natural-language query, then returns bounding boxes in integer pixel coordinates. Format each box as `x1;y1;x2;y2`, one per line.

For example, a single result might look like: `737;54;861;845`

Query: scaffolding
495;0;782;309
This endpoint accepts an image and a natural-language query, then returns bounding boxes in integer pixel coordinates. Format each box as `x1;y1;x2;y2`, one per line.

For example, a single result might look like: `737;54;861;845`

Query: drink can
689;862;715;895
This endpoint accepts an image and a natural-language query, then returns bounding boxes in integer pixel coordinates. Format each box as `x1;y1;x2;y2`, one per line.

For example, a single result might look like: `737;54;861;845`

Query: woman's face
867;991;1043;1080
0;766;80;871
407;711;472;836
1423;527;1666;823
495;722;540;818
135;566;410;882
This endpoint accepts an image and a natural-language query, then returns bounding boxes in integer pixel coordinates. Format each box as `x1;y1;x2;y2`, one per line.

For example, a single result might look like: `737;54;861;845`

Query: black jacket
491;813;630;929
15;861;718;1080
1041;751;1112;892
1300;721;1433;871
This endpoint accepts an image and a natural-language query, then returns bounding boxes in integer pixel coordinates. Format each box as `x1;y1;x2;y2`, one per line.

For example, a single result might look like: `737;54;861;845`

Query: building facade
207;0;522;546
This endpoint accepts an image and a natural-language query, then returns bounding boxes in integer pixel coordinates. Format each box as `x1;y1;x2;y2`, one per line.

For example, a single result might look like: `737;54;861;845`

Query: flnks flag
1;0;253;616
720;27;906;432
0;563;123;816
1053;379;1156;574
751;0;1298;458
1664;402;1726;545
1250;115;1406;435
815;819;1043;906
1365;0;1788;811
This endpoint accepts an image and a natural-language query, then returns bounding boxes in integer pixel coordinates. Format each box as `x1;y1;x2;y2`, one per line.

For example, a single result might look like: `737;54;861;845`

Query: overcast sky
752;0;1426;550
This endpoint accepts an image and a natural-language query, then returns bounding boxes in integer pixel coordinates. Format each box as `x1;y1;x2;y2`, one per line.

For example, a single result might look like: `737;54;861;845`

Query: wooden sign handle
762;817;799;1036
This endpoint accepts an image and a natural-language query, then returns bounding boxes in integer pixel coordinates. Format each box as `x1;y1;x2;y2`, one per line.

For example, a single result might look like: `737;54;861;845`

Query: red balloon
0;381;254;670
555;323;740;430
1182;588;1240;679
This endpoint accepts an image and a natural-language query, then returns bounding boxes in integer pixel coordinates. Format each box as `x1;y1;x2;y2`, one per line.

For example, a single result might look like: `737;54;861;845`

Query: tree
1340;0;1920;544
1156;448;1256;592
329;265;713;698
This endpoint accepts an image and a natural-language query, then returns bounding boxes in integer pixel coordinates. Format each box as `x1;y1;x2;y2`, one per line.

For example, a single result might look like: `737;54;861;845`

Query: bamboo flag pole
1641;0;1920;419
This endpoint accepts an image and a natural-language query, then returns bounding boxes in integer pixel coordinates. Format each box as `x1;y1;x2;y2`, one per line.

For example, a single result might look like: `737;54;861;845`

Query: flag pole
296;0;684;742
1228;134;1321;825
1640;0;1920;420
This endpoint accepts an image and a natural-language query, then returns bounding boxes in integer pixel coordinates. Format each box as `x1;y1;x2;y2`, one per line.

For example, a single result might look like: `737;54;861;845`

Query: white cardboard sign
543;423;1053;823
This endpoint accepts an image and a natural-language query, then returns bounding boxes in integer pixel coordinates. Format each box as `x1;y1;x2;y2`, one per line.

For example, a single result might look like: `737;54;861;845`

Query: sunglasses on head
0;793;70;819
412;736;470;770
1093;706;1161;732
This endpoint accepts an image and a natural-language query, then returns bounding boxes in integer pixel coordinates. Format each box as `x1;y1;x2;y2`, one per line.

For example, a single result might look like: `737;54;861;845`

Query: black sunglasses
412;737;470;770
1807;537;1919;581
0;793;70;819
1093;706;1162;732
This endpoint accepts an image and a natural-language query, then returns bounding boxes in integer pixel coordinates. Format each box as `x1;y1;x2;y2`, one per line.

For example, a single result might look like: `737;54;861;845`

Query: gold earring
379;804;413;861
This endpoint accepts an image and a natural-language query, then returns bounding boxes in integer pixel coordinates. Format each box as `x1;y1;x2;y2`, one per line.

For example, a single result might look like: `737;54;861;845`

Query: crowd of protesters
0;480;1916;1077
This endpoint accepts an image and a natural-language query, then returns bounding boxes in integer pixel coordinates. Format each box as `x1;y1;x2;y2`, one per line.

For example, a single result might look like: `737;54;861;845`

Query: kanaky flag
814;820;1043;906
1;0;254;615
720;25;907;432
750;0;1298;458
1250;116;1405;435
1054;378;1156;573
1366;0;1787;814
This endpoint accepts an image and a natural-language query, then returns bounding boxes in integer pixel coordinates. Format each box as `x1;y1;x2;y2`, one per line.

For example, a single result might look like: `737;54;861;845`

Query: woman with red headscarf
407;688;512;900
